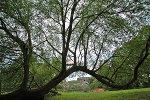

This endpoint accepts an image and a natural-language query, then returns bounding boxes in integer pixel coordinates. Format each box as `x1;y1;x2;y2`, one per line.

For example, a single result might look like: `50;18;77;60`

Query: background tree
96;25;150;88
0;0;150;100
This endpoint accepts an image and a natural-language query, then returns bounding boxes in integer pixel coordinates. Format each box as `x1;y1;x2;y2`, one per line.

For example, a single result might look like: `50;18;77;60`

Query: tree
0;0;150;100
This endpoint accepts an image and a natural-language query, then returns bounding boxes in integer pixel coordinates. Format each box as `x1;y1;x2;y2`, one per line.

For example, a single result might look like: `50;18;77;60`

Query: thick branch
0;18;30;90
36;66;78;96
126;36;150;86
65;0;79;56
79;36;150;89
0;18;26;52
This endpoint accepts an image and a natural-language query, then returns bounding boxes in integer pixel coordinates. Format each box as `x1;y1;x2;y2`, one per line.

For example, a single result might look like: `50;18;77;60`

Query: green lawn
46;88;150;100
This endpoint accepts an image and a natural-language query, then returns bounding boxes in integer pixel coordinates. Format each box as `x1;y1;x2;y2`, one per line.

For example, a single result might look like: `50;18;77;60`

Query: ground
46;88;150;100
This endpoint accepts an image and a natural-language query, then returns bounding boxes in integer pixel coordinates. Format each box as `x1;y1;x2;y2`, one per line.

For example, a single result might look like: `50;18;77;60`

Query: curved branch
79;36;150;89
0;18;30;90
0;18;25;50
36;66;78;96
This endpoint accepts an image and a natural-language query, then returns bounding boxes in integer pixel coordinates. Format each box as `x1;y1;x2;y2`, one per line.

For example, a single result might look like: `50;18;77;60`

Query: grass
46;88;150;100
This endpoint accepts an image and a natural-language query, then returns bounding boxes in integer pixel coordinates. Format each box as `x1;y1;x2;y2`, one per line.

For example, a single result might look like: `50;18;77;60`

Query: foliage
1;58;23;92
28;56;62;89
88;77;103;89
103;25;150;87
0;0;150;100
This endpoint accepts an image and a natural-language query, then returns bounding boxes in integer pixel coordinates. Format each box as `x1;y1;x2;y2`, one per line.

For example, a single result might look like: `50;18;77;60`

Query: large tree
0;0;150;100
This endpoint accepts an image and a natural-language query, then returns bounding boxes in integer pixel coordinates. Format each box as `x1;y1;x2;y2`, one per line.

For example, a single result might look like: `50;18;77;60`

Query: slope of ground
46;88;150;100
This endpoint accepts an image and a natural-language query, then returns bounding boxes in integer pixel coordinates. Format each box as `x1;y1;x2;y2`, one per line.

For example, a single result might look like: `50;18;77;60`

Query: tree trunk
0;67;77;100
0;90;44;100
0;80;1;95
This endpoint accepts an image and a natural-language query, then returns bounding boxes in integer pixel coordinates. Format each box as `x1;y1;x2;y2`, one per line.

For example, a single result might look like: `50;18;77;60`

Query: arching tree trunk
0;67;77;100
0;90;45;100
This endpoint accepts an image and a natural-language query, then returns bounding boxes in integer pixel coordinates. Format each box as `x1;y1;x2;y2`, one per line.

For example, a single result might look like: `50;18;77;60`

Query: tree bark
0;67;77;100
0;80;1;95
